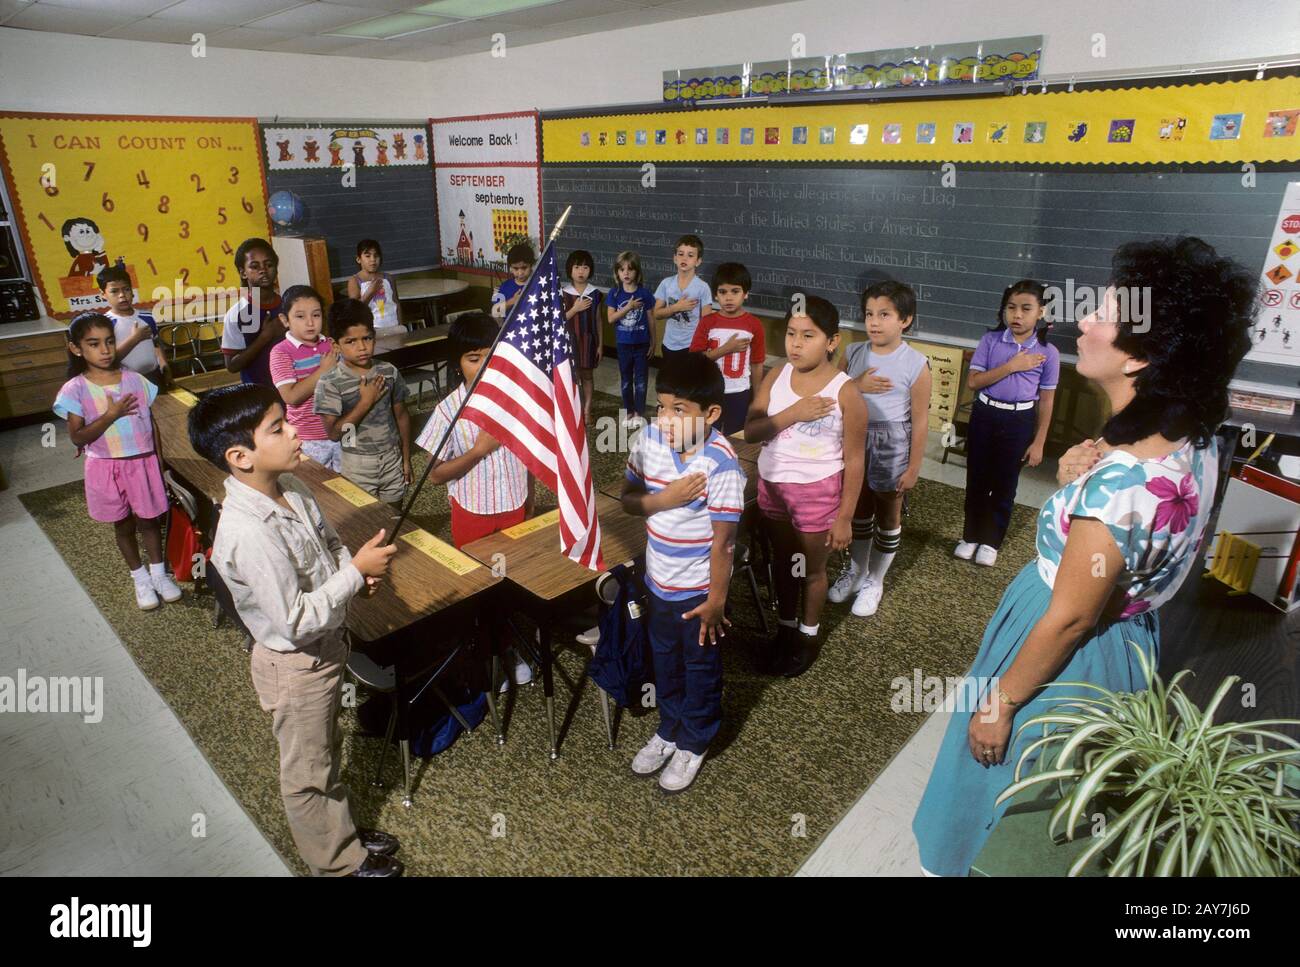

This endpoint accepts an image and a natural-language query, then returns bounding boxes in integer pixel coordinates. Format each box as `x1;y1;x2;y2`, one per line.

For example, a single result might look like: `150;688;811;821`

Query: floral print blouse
1036;438;1219;618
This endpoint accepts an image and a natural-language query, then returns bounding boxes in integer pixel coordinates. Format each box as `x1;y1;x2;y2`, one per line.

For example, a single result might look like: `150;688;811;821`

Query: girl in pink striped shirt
269;285;341;471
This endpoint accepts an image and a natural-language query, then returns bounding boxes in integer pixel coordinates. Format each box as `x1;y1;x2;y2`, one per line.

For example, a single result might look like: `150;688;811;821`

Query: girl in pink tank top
745;296;867;678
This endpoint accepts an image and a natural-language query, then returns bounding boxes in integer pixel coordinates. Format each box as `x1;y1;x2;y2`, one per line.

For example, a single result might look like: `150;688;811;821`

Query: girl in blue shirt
606;250;656;426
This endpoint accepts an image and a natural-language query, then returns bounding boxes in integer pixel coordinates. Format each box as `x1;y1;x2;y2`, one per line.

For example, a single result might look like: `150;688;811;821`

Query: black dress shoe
781;631;820;679
358;828;400;856
755;624;793;674
348;853;404;877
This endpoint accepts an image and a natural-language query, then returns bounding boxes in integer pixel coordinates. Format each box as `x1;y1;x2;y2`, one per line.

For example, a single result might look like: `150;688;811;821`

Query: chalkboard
266;162;438;279
542;164;1300;393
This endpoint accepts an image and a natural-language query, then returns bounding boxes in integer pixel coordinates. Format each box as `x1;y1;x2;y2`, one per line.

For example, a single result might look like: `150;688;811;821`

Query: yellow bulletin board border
0;111;272;319
542;77;1300;166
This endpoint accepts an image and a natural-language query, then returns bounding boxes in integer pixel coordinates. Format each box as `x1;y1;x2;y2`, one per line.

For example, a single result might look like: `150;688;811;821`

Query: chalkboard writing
542;165;1298;392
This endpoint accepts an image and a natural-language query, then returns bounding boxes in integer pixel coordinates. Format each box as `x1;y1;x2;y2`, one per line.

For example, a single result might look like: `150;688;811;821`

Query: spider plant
994;643;1300;876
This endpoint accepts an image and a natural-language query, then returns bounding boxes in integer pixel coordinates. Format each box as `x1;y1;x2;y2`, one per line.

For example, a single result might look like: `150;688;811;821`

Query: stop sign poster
1249;181;1300;366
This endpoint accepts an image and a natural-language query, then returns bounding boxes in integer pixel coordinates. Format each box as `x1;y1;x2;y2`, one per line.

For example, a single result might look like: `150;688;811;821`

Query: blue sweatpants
646;591;722;754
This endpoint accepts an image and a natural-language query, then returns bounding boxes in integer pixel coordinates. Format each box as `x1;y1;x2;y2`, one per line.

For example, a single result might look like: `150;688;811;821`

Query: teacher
912;236;1257;876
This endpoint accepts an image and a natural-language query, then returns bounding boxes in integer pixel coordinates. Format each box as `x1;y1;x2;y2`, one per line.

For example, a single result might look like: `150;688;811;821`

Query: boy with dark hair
491;242;536;321
221;237;285;387
97;263;168;387
346;238;402;330
621;352;745;792
653;234;711;365
190;383;403;877
314;298;413;505
689;261;765;435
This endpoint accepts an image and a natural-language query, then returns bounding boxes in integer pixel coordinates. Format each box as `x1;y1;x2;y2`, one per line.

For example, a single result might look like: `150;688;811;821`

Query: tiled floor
0;358;1059;876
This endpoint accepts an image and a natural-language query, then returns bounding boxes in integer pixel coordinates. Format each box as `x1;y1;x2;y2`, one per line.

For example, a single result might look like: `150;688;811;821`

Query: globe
267;190;305;228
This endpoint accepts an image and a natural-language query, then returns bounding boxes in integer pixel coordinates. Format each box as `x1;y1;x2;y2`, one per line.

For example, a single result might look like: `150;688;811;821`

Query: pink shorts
84;453;169;523
758;472;843;533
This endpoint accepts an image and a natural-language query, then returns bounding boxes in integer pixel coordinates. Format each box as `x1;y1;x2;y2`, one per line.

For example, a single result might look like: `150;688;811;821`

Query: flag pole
386;206;574;543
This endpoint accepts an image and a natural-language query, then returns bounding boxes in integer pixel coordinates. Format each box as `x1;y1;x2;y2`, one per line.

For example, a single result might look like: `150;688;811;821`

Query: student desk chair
460;494;647;760
374;323;452;409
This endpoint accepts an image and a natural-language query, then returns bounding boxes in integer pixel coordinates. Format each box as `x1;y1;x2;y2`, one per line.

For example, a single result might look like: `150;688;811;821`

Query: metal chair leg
746;564;770;635
372;702;398;788
400;738;413;808
599;686;614;750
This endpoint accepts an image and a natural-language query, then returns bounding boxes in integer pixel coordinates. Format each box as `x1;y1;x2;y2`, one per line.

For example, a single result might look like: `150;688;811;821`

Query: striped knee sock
849;517;874;590
868;526;902;583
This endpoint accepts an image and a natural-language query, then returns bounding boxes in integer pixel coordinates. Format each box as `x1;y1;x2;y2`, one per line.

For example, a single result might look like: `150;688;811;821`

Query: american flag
462;244;605;570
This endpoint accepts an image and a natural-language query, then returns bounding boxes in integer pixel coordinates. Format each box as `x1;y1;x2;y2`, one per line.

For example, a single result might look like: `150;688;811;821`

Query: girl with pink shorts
746;295;866;677
53;312;182;611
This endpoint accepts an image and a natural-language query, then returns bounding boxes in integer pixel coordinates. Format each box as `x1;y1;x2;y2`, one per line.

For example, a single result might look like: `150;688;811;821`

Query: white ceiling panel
150;0;306;26
245;1;382;32
100;17;211;43
3;3;138;34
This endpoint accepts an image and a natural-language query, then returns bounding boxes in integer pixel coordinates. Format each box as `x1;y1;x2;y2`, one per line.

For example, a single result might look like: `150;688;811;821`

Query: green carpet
19;391;1039;876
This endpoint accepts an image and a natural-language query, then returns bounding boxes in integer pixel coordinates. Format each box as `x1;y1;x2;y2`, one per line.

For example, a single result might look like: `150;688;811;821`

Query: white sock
778;617;797;629
130;566;149;584
869;526;902;583
798;622;819;636
148;561;167;578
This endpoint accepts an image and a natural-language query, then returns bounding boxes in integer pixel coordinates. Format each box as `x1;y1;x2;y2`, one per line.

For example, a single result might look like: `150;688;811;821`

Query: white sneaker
150;569;183;603
658;748;707;793
497;654;534;693
576;625;600;648
975;545;999;567
827;561;860;603
631;734;677;776
851;577;883;617
954;541;979;561
134;580;160;611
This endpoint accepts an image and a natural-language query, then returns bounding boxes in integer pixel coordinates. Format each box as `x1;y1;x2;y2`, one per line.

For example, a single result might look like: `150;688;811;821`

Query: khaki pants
250;633;369;876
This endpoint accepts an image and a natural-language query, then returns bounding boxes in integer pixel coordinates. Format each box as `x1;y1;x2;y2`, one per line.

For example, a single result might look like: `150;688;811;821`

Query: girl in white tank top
757;363;851;483
745;297;868;680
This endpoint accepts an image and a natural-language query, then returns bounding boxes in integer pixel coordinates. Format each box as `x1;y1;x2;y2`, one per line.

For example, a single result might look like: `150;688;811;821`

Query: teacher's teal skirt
912;562;1158;877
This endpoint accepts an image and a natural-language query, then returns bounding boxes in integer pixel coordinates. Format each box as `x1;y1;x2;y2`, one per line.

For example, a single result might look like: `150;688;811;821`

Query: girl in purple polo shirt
957;280;1058;566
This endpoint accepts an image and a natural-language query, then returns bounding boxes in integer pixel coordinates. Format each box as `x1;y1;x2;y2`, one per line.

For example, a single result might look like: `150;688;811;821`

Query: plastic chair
158;322;199;376
193;320;224;373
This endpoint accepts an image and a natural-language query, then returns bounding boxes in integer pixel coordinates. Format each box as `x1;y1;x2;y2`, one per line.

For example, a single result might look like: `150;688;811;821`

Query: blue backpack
588;558;653;709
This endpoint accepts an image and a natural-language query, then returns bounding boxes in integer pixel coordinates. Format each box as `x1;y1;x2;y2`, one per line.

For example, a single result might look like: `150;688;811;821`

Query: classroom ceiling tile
206;25;298;50
327;12;451;38
411;0;559;17
2;3;139;34
492;0;637;27
244;1;381;32
0;0;33;24
262;32;375;55
395;16;526;45
36;0;176;15
149;0;306;27
320;0;430;9
100;17;211;43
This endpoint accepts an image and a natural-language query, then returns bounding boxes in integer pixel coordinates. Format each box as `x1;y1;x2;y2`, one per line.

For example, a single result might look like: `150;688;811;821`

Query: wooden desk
152;390;496;646
397;278;468;329
727;432;763;465
375;323;448;367
461;493;647;757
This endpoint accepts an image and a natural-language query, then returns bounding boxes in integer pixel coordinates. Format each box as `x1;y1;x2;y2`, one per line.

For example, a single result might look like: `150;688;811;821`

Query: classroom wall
2;0;1294;119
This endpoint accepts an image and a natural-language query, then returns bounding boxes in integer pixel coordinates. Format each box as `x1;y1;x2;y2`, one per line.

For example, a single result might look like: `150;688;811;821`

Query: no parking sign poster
1250;182;1300;366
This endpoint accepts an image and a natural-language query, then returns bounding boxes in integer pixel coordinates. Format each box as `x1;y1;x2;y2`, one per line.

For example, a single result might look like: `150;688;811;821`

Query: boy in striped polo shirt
622;353;745;793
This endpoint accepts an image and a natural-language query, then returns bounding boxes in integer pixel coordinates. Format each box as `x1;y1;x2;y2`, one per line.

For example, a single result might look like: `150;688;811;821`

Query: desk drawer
0;346;68;373
0;331;68;356
0;378;64;418
0;361;66;389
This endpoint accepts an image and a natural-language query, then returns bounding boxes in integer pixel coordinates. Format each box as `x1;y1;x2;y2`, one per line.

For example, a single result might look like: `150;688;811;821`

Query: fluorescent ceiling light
327;13;454;38
413;0;559;18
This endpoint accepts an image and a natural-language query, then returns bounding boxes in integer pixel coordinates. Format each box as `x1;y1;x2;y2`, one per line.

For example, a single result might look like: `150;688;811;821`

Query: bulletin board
542;76;1300;165
0;112;271;318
